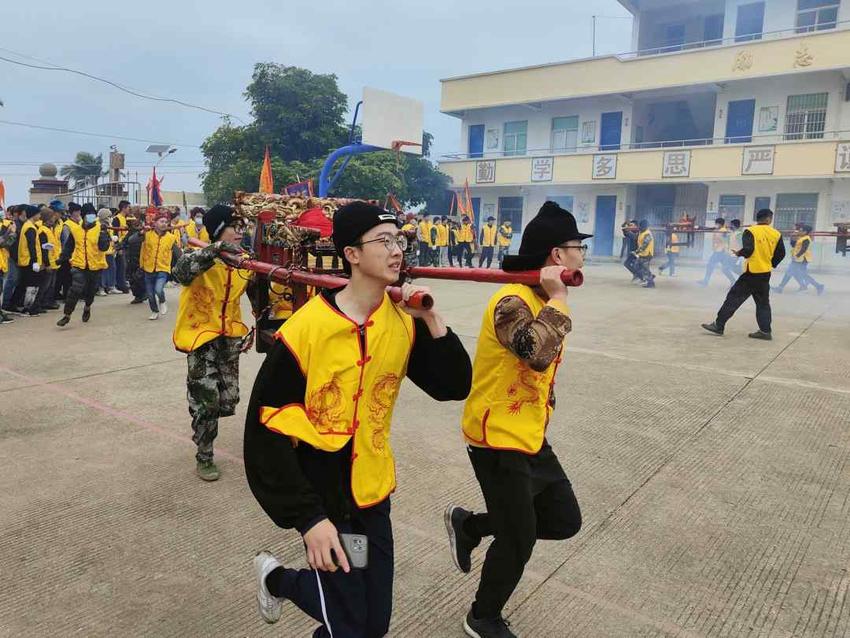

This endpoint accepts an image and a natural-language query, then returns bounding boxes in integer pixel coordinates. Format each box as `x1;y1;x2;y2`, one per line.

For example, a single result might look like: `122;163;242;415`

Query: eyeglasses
558;244;588;256
354;234;408;252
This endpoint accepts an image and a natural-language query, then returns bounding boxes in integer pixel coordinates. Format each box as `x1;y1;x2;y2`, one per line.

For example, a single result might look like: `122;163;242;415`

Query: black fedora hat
502;201;592;272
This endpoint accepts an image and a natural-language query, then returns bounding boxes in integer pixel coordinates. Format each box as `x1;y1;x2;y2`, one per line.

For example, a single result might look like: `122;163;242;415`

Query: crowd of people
400;212;514;269
618;215;826;297
0;199;243;325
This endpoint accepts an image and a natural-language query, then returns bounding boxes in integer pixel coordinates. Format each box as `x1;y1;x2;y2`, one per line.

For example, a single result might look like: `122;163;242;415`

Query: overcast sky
0;0;632;204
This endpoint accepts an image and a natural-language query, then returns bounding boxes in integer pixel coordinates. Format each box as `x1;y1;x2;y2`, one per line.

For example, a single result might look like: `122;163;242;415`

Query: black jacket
244;288;472;534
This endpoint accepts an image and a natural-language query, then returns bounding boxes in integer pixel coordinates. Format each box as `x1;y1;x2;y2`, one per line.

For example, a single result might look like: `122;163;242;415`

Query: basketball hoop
391;140;423;167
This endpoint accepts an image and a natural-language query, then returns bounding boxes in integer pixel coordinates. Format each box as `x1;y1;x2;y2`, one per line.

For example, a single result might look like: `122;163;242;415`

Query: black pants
448;244;457;267
128;264;146;299
64;268;101;316
457;242;473;267
418;242;431;267
634;256;655;284
716;271;772;333
478;246;494;269
465;443;581;619
266;498;394;637
624;253;639;278
9;266;43;310
56;262;71;299
35;270;57;309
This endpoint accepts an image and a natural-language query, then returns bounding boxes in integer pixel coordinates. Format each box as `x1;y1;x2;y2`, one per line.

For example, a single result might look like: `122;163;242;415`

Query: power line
0;119;201;148
0;47;246;123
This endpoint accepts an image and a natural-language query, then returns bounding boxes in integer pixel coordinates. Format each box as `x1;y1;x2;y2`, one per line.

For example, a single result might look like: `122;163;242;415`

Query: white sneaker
160;301;168;316
148;312;159;321
253;551;283;624
96;290;107;297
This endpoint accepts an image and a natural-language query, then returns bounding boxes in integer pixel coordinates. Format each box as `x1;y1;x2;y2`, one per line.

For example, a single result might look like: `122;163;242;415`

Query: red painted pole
187;238;434;310
407;266;584;287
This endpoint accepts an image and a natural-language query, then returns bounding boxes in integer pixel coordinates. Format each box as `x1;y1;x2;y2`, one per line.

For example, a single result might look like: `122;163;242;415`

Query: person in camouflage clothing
172;204;256;481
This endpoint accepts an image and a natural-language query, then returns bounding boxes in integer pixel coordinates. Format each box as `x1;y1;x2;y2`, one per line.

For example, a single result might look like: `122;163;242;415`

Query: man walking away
55;202;81;301
123;217;147;304
633;220;656;288
702;208;785;340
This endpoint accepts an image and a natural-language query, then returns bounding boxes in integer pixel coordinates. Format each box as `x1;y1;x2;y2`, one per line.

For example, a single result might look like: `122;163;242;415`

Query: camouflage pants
187;336;242;462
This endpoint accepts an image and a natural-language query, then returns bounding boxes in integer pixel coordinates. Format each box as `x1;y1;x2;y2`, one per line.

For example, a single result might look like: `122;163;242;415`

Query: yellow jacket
140;230;178;274
185;222;210;250
636;229;654;258
462;284;564;453
745;225;782;274
173;261;251;352
68;221;108;271
480;224;498;247
260;293;414;507
0;219;13;273
792;234;813;263
498;224;513;247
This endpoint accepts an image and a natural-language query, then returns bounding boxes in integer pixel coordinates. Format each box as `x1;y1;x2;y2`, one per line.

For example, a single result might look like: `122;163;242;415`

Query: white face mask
84;214;97;224
194;217;203;224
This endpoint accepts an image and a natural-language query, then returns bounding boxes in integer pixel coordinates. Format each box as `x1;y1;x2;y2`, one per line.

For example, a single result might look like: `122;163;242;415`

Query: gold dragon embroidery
367;374;401;452
186;286;216;330
307;374;345;432
506;361;545;414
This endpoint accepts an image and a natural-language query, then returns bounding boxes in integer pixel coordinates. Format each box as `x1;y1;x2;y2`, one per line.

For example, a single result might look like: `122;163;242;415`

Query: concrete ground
1;261;850;638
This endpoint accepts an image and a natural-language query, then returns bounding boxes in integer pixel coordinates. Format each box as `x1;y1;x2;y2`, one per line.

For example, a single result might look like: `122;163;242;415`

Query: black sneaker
0;314;14;324
130;297;145;304
748;330;772;341
463;610;516;638
444;505;476;574
56;315;70;327
82;306;91;323
701;322;724;336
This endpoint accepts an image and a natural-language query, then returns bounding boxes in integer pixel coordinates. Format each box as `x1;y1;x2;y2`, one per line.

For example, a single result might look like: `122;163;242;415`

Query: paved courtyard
1;261;849;637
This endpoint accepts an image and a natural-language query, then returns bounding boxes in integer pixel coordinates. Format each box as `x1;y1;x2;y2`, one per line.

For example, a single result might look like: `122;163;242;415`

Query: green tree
201;63;450;210
61;152;104;190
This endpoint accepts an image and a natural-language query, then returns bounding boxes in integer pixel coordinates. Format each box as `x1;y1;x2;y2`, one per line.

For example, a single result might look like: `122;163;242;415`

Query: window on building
754;196;772;219
735;2;765;42
775;193;818;230
503;121;528;156
719;195;746;219
703;14;725;45
796;0;840;32
663;23;686;51
784;93;828;140
551;117;579;153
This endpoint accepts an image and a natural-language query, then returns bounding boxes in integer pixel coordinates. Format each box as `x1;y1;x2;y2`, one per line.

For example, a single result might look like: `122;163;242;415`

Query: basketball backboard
360;87;424;156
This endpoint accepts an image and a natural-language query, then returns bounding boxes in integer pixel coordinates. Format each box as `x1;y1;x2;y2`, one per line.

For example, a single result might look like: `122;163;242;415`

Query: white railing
439;129;850;162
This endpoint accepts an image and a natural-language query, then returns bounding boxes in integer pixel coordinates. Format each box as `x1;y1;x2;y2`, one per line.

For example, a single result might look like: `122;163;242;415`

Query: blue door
725;99;755;143
593;196;617;256
468;125;484;159
600;112;623;151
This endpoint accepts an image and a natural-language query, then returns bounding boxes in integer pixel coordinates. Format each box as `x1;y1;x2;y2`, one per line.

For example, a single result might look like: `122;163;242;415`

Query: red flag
0;179;5;209
147;168;163;207
259;146;274;194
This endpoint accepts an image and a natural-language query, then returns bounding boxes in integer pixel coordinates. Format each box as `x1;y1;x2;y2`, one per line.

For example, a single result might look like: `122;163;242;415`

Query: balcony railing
617;19;848;60
439;129;850;162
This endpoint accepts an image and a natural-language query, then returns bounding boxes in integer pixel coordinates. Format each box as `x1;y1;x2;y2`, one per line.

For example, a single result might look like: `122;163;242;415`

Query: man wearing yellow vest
56;203;111;326
773;224;824;295
633;219;656;288
497;220;513;268
8;205;46;315
141;212;181;320
185;207;210;250
458;215;475;268
478;216;498;269
33;204;61;312
417;214;433;266
0;206;16;324
172;204;254;481
445;201;586;638
245;201;471;637
434;215;450;267
659;230;680;276
702;208;786;340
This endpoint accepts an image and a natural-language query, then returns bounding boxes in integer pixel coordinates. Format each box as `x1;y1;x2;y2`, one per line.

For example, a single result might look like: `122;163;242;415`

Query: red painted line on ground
0;363;243;464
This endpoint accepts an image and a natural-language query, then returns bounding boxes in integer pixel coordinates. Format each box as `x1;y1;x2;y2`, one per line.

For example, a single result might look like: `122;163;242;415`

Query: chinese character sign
836;143;850;173
592;154;617;179
476;160;496;184
741;146;775;175
531;157;554;182
662;151;691;178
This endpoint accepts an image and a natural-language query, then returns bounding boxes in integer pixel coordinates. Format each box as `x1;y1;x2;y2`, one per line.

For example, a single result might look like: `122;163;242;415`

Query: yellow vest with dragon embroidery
462;284;563;454
172;261;251;352
260;293;414;508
